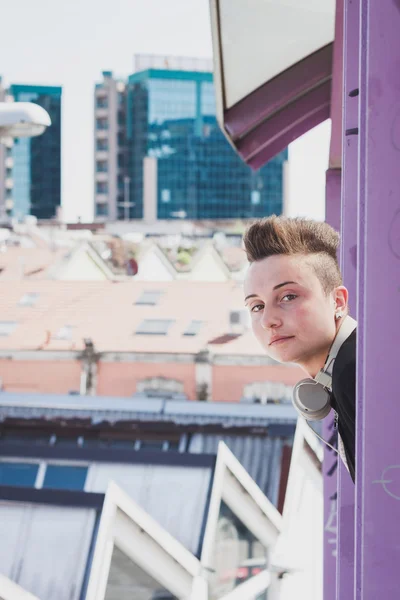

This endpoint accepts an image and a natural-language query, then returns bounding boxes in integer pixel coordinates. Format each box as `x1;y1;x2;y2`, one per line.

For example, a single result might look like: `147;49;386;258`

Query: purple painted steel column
324;0;344;595
356;1;400;597
324;168;341;600
336;0;360;598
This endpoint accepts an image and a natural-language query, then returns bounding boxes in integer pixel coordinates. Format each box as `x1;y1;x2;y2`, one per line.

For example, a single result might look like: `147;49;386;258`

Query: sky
1;0;330;222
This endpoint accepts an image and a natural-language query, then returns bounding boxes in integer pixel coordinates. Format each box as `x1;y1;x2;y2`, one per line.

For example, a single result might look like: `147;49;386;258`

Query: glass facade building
126;70;287;220
9;85;62;220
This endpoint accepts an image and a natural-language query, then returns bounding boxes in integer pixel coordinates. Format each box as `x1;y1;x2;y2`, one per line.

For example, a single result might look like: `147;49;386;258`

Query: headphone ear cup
293;378;332;421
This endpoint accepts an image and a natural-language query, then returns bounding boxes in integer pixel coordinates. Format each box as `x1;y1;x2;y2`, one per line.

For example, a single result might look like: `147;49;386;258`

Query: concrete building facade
94;71;127;222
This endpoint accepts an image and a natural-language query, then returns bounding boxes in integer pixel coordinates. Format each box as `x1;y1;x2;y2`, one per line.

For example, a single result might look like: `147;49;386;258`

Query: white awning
210;0;336;168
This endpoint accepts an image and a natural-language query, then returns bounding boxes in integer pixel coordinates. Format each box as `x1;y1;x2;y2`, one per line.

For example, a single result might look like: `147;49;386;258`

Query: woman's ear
334;286;349;316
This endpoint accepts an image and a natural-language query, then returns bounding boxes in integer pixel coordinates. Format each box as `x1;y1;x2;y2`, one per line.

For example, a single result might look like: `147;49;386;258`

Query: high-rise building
127;69;287;222
94;71;127;221
4;84;62;220
0;78;14;221
94;60;287;222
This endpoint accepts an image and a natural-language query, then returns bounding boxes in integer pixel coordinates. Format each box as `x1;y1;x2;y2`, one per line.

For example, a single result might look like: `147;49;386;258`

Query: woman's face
244;254;346;377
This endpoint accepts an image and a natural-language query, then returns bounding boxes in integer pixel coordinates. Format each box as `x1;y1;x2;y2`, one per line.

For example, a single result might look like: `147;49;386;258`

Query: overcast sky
1;0;330;222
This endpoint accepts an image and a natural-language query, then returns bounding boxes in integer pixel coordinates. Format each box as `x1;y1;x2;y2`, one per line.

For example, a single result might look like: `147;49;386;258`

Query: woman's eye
251;304;264;313
281;294;297;302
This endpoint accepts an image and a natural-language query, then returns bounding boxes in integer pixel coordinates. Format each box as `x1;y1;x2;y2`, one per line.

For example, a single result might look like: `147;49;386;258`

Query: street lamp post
0;102;51;140
0;102;51;222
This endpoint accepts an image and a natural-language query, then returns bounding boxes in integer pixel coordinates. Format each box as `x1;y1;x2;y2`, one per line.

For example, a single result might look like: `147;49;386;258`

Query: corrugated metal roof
189;434;286;505
0;392;295;514
0;392;297;427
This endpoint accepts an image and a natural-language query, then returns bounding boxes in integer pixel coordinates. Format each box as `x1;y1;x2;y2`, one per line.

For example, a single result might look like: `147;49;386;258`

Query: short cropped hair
243;216;342;294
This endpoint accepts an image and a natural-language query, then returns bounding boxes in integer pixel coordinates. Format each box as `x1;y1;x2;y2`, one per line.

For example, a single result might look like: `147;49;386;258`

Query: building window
183;320;203;336
18;292;39;307
209;501;268;599
96;203;109;217
96;181;108;194
135;290;162;306
96;118;108;130
117;153;125;168
136;319;174;335
52;325;73;341
161;189;171;203
138;440;165;451
0;321;17;337
242;381;293;405
0;462;39;487
105;546;178;599
137;376;184;394
97;161;108;173
96;97;108;109
42;465;88;491
97;139;108;151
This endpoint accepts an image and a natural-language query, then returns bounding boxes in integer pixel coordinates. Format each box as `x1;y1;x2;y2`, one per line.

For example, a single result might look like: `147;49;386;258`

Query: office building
94;59;287;222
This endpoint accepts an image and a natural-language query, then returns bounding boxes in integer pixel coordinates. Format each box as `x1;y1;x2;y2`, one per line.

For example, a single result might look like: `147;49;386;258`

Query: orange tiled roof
0;279;266;355
0;246;69;280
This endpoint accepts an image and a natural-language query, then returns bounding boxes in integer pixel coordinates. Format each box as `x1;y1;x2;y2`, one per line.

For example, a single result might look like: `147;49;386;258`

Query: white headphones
292;314;357;422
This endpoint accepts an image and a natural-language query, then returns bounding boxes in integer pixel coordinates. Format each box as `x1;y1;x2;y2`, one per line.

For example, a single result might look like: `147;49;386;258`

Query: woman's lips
269;336;294;346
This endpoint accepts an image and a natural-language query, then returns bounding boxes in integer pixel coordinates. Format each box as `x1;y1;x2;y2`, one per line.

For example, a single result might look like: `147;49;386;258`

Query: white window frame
200;442;283;599
85;482;205;600
0;574;39;600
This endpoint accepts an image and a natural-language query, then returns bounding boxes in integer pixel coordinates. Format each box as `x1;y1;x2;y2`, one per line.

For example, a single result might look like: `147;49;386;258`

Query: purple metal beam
219;44;333;169
225;45;333;141
356;0;400;597
323;415;338;600
329;0;344;169
324;167;341;600
325;3;344;593
336;0;360;598
236;82;331;170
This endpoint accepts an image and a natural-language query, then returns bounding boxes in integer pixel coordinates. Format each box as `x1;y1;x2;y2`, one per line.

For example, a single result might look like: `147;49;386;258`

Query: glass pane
136;319;174;335
42;465;88;491
0;462;39;487
105;545;177;600
135;291;162;305
166;441;180;452
0;321;17;336
139;440;164;451
209;501;269;600
183;320;203;336
18;292;39;306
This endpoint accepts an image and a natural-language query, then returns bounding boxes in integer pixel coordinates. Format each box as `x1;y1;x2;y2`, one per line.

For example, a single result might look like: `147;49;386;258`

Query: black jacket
330;329;356;482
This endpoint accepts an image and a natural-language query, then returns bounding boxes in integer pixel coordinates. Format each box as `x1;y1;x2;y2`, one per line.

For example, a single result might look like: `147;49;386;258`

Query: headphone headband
292;315;357;432
315;315;357;389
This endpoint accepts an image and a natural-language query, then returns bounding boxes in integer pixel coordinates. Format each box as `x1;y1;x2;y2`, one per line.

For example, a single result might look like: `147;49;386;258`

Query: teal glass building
126;70;287;220
9;85;62;220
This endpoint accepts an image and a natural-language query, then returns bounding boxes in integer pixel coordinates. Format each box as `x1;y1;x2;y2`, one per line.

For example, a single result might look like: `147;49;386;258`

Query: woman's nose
260;308;282;330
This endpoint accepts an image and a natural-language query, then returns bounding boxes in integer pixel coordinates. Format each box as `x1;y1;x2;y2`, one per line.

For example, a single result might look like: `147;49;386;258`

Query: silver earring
336;312;343;320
